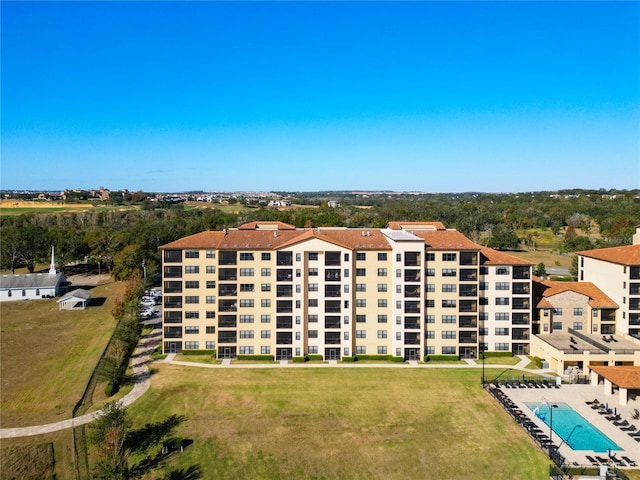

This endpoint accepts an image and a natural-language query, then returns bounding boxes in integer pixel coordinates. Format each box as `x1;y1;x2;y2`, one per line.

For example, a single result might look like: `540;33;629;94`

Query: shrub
390;356;405;363
292;356;308;363
424;355;459;362
481;351;513;359
531;356;544;369
235;354;274;361
182;349;216;356
307;354;323;361
355;354;391;361
104;381;117;397
341;356;357;362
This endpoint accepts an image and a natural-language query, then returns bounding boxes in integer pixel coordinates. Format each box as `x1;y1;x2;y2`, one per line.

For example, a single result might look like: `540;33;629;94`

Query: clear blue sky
2;1;639;193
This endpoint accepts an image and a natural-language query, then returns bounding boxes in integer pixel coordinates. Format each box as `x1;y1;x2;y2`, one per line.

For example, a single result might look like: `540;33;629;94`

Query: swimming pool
526;402;621;452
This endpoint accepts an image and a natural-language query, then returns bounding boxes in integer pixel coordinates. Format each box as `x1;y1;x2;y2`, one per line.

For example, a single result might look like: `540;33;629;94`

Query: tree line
1;190;638;280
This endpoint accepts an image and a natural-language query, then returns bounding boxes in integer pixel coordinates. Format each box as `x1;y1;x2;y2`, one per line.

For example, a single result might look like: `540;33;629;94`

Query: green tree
487;226;520;250
91;402;131;480
535;262;547;276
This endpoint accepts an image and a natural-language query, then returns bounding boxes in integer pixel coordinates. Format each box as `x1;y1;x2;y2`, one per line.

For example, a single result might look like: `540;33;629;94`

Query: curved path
0;328;161;439
1;336;551;439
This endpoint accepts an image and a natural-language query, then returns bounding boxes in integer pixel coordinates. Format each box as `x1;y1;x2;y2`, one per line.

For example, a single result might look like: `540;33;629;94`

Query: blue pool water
526;402;621;452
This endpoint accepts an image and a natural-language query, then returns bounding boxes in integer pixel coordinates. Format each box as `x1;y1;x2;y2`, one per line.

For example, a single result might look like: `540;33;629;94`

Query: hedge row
424;355;459;362
183;349;217;356
236;354;274;361
480;351;514;358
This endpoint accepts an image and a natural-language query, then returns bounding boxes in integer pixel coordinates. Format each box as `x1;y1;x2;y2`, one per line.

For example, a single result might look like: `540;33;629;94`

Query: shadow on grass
164;464;201;480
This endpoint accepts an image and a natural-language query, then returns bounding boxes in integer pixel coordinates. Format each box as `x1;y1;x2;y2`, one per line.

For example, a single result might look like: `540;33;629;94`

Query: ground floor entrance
325;348;341;360
404;348;420;361
218;346;237;359
164;341;182;354
276;348;292;360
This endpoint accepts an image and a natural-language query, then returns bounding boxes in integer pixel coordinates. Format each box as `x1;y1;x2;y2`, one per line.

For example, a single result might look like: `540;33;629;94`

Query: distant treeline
1;190;638;280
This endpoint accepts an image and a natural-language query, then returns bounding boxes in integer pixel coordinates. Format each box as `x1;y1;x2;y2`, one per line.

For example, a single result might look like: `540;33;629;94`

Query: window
206;326;215;334
495;328;509;336
377;283;387;292
308;283;318;292
496;282;510;290
442;300;456;308
185;281;199;289
573;308;583;316
206;341;216;349
396;332;402;341
495;343;509;351
205;311;216;319
261;283;271;292
308;330;318;339
308;314;318;323
185;296;199;304
479;312;488;321
240;299;255;307
377;268;388;277
309;268;318;276
496;267;510;275
356;283;366;292
206;266;216;274
479;327;488;336
479;282;488;291
240;284;254;292
239;346;254;355
261;299;271;308
442;253;457;262
185;312;199;319
356;346;366;355
553;308;563;316
396;269;402;278
185;250;199;259
308;299;318;307
426;268;435;277
206;251;216;259
425;284;435;292
426;299;435;308
296;253;302;262
356;330;366;339
378;299;388;307
442;331;456;339
573;322;583;331
261;314;271;323
442;268;456;277
356;315;366;323
442;284;456;293
426;330;435;339
377;330;387;339
184;341;199;350
239;315;254;323
240;330;254;338
377;315;387;323
552;322;562;330
308;252;318;261
185;326;199;334
185;266;199;274
378;346;388;354
495;312;509;321
356;268;366;276
239;268;254;276
426;252;435;261
425;315;435;324
442;315;456;324
356;252;366;261
262;252;271;261
356;299;366;307
261;346;271;355
240;252;254;261
378;253;387;261
496;298;509;306
307;346;317;354
344;269;350;278
442;346;456;355
206;281;216;288
593;309;598;317
261;268;271;277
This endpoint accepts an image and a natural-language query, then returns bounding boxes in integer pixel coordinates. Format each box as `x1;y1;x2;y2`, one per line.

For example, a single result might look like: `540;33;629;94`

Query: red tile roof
480;247;535;266
413;230;480;250
387;221;446;231
578;245;640;266
535;279;618;309
589;366;640;389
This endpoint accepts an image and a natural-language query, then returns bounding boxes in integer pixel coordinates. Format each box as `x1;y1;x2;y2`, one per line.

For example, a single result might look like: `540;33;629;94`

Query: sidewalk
0;328;161;439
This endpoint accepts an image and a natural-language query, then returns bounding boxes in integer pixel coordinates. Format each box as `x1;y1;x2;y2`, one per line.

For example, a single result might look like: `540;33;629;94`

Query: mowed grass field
0;279;124;427
125;365;550;480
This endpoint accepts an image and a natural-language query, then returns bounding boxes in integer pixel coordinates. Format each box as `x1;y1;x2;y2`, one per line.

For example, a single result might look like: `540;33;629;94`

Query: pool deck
496;383;640;468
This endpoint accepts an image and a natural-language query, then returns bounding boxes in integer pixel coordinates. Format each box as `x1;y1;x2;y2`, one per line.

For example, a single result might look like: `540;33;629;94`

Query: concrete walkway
0;328;161;439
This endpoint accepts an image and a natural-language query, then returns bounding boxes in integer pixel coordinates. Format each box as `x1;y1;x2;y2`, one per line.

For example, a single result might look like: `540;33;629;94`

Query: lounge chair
622;456;637;467
585;399;599;405
585;455;600;466
606;414;622;422
621;424;637;432
613;419;628;426
596;456;609;464
633;409;640;420
610;456;625;467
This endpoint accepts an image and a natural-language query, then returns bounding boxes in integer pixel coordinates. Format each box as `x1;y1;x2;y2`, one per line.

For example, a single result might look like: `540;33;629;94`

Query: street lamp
543;399;559;458
481;345;486;386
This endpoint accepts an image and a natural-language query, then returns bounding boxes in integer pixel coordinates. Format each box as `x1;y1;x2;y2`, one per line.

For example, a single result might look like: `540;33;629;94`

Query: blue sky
2;1;639;193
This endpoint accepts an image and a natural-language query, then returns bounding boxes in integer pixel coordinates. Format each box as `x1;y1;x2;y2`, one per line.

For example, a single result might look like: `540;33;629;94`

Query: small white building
57;289;92;310
0;247;67;302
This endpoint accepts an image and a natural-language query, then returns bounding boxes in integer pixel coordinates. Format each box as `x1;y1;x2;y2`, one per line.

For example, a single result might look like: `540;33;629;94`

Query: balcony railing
459;335;477;344
164;332;182;338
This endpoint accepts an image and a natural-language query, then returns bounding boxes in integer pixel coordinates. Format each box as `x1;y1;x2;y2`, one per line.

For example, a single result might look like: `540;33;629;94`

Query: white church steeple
49;246;57;275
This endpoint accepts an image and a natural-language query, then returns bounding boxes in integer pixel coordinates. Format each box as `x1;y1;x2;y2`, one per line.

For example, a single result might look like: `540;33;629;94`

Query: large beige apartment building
159;221;534;360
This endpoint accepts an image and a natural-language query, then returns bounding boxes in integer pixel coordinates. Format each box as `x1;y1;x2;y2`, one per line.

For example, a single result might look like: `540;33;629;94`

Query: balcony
164;250;182;263
404;286;420;298
459;269;477;282
513;266;530;279
163;281;182;293
276;285;293;297
459;285;477;297
404;333;420;345
277;317;293;329
164;311;182;324
325;316;341;329
404;318;420;329
404;252;421;267
219;252;237;266
325;285;341;297
404;270;421;283
325;252;341;266
512;299;530;310
459;333;477;344
325;332;341;344
163;266;182;278
218;315;237;328
512;313;530;325
325;300;341;313
460;252;478;266
277;252;293;266
219;285;237;296
218;333;237;344
277;269;293;282
459;316;477;329
276;332;293;344
512;283;530;295
164;296;182;309
164;327;182;338
276;300;293;313
459;300;477;313
404;301;420;314
219;269;237;281
325;269;341;282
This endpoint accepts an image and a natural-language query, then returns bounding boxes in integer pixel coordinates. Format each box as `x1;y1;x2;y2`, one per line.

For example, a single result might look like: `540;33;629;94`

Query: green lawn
122;365;550;480
0;280;124;427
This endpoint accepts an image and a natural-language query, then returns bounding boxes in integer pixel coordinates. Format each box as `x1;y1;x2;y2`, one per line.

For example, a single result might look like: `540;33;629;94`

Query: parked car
140;297;155;307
